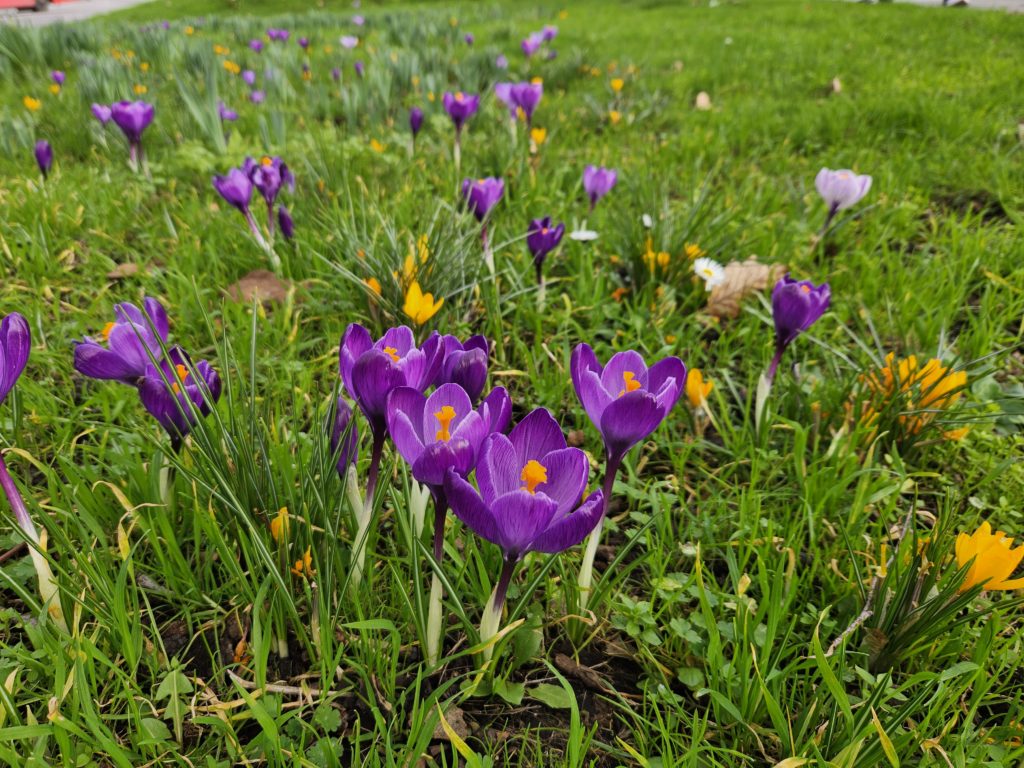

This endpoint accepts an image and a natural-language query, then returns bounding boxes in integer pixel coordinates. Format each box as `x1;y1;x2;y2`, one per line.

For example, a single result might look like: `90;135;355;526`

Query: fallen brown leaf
107;263;140;279
225;270;291;305
432;706;471;742
706;257;786;319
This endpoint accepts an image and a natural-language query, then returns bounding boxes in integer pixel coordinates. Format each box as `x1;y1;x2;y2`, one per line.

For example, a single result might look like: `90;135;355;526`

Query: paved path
0;0;155;26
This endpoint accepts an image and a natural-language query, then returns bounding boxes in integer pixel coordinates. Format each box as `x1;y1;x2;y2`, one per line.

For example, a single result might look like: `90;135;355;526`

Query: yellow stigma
261;156;273;166
541;227;549;235
101;322;117;341
171;363;189;394
455;91;464;101
434;405;456;442
801;284;811;293
383;346;400;362
520;460;548;494
618;371;642;397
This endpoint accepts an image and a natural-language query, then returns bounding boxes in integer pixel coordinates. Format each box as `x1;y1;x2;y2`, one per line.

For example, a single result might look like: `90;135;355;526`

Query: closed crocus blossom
340;35;359;49
138;346;221;448
91;103;112;124
51;70;65;86
494;83;516;119
510;82;542;124
278;205;294;240
0;312;30;407
956;522;1024;592
213;168;267;248
815;167;871;225
331;396;359;476
542;25;558;42
34;140;52;179
110;100;155;168
242;69;257;86
249;39;264;52
461;177;504;221
298;36;310;49
686;368;713;409
527;216;565;283
354;60;365;78
436;334;489;404
582;165;617;210
409;106;424;139
244;156;294;236
218;102;238;122
74;298;169;384
768;275;831;382
445;408;604;658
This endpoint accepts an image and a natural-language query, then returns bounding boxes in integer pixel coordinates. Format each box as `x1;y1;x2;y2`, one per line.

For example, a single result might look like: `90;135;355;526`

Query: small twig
0;542;27;565
227;668;321;698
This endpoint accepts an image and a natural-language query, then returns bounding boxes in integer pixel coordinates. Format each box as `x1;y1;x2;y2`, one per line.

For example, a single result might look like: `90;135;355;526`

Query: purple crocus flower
339;324;443;441
511;81;542;124
767;275;831;382
526;216;565;283
464;33;475;45
444;408;604;639
443;91;479;134
521;32;543;57
494;83;515;118
331;396;359;475
541;25;558;42
340;35;359;49
387;382;506;491
278;206;294;240
267;28;289;42
242;69;257;86
298;36;310;49
51;71;66;86
243;156;294;233
250;90;266;104
495;53;509;69
461;177;504;221
354;60;365;78
250;39;265;52
110;100;155;168
91;103;112;124
331;67;342;82
73;298;169;385
409;106;424;139
138;346;221;447
0;313;30;407
34;140;52;179
436;334;490;404
582;165;618;210
218;102;238;122
213;168;267;248
571;344;685;468
815;167;872;227
352;14;365;25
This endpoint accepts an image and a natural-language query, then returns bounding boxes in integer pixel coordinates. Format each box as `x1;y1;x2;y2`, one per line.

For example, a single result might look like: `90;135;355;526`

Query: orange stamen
434;405;456;442
520;460;547;494
618;371;642;397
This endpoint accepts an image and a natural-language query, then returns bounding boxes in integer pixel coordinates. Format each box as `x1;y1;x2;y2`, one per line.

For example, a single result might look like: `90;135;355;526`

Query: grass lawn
2;0;1024;765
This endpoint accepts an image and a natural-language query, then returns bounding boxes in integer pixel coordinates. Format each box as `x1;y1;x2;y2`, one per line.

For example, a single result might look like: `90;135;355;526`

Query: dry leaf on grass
706;257;786;319
432;706;471;742
554;653;610;693
107;263;140;279
225;270;291;305
694;91;712;111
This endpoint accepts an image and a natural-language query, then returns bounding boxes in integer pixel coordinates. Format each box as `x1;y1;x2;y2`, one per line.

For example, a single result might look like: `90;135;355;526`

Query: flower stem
350;429;385;588
479;557;516;664
425;490;448;668
577;453;622;613
482;226;495;275
0;452;66;631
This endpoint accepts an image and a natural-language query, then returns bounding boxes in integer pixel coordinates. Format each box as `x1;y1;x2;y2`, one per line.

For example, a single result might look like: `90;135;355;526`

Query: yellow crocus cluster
403;281;443;326
642;237;670;273
686;368;714;409
859;353;968;440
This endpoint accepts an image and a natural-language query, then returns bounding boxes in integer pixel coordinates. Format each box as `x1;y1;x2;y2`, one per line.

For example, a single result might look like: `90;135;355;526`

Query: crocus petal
480;386;511;433
600;350;649;394
444;469;503;545
351;349;406;425
599;390;665;460
73;341;144;383
413;437;475;486
422;382;474;439
339;323;373;395
528;489;604;555
534;447;589;515
0;313;30;402
476;433;520;503
508;407;567;465
490;489;559;557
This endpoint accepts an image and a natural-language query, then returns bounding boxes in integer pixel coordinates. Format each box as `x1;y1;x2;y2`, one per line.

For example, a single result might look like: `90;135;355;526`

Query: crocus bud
34;140;53;179
409;106;424;137
278;206;295;240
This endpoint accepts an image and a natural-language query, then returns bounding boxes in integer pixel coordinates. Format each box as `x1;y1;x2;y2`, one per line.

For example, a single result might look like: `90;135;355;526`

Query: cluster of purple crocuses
71;298;221;452
521;25;558;58
494;81;543;127
212;156;295;250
